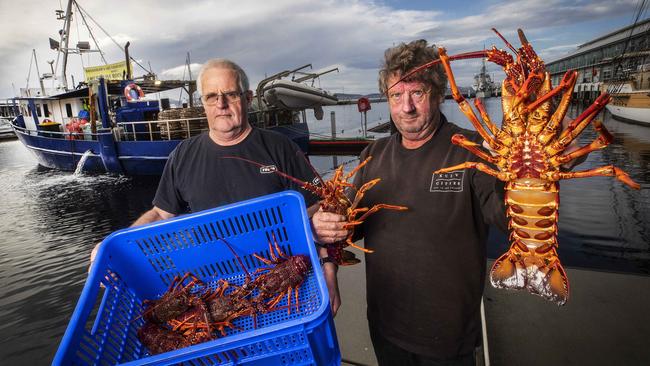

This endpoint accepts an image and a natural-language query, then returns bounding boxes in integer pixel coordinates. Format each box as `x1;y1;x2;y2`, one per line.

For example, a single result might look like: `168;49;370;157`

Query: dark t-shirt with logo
153;127;319;214
353;113;507;359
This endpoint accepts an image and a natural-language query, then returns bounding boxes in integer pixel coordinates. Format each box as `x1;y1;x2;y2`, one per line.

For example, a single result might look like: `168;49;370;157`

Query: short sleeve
283;145;320;207
471;164;508;233
152;148;188;214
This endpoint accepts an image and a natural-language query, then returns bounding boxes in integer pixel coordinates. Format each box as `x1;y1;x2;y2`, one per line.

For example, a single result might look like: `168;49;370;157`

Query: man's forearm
131;207;174;227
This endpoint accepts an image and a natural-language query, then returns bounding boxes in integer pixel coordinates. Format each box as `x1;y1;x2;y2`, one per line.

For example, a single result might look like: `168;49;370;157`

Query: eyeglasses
201;91;244;106
387;89;430;104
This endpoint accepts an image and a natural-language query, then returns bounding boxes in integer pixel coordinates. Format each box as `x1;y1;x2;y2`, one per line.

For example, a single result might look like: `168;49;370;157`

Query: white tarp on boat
263;80;338;110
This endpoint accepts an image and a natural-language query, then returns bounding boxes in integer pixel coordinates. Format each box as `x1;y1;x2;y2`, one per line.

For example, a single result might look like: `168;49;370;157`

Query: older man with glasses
90;58;341;315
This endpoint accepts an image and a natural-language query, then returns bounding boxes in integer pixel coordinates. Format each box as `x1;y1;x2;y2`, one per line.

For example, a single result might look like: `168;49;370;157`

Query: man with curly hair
312;40;507;365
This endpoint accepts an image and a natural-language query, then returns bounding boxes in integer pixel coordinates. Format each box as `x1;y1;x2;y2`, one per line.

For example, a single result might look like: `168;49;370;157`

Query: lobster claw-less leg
545;93;611;156
438;48;509;156
434;161;514;181
343;204;409;253
549;120;613;167
448;134;507;168
490;240;569;305
551;165;640;189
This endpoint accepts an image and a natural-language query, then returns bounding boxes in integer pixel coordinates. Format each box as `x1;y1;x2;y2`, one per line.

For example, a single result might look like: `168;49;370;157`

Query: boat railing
117;116;209;142
11;122;112;140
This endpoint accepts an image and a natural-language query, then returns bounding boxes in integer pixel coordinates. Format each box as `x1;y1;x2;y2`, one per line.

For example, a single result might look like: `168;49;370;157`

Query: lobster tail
490;243;569;306
490;179;569;305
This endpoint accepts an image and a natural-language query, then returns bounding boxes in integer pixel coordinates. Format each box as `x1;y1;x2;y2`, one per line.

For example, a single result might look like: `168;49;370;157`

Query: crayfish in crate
249;234;312;314
222;155;408;265
137;273;215;354
395;28;640;305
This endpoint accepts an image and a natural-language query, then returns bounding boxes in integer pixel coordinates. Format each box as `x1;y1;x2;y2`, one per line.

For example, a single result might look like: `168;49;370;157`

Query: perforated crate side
54;191;338;365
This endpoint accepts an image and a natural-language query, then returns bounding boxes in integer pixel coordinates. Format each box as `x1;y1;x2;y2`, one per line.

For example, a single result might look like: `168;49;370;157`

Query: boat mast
60;0;74;90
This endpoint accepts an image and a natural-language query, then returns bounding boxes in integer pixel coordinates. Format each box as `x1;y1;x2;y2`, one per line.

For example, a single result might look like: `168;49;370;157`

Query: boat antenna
73;0;153;75
607;0;648;94
74;0;108;65
178;52;194;106
25;50;35;93
186;52;195;106
33;50;46;95
57;0;75;90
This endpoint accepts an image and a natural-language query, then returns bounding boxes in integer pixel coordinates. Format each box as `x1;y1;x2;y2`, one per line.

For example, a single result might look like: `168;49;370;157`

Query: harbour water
0;98;648;364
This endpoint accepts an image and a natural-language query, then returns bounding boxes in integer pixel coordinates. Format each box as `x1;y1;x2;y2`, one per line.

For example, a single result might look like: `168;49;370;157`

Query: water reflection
0;149;161;364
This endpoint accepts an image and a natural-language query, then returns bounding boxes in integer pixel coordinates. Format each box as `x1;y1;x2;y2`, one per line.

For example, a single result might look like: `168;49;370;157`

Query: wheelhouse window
43;103;50;117
35;104;42;117
65;103;73;118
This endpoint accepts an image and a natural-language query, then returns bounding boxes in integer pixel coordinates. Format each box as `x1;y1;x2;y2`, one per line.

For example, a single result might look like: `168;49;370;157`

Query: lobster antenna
491;28;518;54
296;150;327;189
517;29;529;46
220;155;324;199
218;237;252;278
388;50;490;91
221;156;309;187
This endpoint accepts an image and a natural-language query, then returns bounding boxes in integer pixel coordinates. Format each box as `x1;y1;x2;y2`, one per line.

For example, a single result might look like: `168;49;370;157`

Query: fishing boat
602;63;650;125
8;1;338;174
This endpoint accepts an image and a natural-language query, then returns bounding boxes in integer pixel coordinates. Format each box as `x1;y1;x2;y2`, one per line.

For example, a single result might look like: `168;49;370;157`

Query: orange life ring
124;83;145;102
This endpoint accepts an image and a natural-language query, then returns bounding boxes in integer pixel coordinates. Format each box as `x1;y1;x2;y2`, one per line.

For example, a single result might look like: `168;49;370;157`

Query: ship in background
601;62;650;125
472;58;499;98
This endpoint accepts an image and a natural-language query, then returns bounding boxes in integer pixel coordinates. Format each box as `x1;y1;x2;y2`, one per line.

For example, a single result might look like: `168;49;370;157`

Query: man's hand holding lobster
312;208;350;244
311;206;348;317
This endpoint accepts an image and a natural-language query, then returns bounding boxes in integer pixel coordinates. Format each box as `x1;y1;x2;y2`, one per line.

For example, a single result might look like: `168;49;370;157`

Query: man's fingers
314;219;347;231
317;229;347;243
315;210;347;223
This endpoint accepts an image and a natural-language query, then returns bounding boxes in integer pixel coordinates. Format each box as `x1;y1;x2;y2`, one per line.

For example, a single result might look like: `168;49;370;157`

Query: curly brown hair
378;39;447;99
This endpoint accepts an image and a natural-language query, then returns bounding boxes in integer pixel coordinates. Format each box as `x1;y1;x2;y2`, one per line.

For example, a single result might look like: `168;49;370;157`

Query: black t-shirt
153;127;319;214
353;113;507;359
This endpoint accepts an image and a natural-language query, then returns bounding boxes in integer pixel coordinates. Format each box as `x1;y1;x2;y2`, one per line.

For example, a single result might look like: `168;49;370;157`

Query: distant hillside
334;93;383;100
335;87;475;101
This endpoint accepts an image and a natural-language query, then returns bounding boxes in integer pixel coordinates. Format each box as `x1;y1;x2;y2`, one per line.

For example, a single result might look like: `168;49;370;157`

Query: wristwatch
319;256;336;266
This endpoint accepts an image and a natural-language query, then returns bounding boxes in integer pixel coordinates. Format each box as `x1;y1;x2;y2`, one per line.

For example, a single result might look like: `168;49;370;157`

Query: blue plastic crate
54;191;340;365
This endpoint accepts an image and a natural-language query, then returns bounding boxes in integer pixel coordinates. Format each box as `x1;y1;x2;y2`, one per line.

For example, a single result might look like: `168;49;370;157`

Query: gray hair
378;39;447;98
197;58;250;95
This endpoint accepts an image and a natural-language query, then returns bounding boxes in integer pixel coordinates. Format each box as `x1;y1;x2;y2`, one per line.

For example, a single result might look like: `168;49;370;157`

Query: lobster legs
439;48;509;156
551;165;640;189
435;161;514;181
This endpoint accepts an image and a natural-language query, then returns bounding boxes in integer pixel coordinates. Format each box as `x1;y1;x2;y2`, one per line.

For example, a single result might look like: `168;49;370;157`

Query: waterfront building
546;18;650;104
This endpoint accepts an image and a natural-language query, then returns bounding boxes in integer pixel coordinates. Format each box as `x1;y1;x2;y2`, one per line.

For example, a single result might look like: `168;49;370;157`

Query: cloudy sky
0;0;647;98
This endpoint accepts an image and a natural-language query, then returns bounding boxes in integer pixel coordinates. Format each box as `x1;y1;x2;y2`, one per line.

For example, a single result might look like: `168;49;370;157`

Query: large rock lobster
395;28;640;305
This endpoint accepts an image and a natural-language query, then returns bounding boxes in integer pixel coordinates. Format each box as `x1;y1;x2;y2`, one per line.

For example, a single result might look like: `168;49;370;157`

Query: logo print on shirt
430;171;464;192
260;165;277;174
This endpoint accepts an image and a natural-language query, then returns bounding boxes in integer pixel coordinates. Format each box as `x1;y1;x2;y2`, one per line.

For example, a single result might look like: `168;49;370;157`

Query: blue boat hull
13;123;309;175
14;130;108;172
